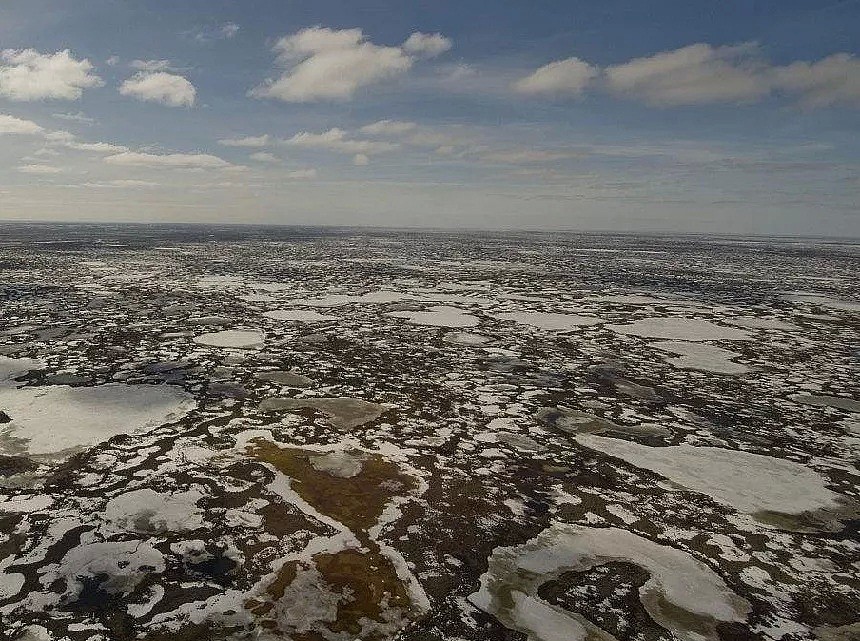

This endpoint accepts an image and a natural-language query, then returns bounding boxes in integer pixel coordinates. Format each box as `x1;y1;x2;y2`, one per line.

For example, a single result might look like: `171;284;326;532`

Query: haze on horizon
0;0;858;237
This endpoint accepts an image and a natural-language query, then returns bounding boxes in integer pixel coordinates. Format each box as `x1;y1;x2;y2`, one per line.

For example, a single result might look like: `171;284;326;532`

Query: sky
0;0;858;236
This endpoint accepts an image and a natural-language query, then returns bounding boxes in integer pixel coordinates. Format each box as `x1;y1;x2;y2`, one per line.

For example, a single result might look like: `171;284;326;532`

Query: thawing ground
0;223;858;641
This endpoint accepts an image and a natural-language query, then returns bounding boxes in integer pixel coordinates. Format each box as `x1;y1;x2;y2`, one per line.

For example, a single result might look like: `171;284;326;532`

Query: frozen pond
387;305;479;328
193;329;265;349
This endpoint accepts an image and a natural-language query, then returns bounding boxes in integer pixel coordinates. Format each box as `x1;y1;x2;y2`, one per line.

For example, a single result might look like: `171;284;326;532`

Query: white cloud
52;111;95;124
353;153;369;166
80;179;160;189
286;168;317;179
0;49;103;101
249;151;281;163
218;134;271;147
251;27;415;102
103;151;231;169
119;72;196;107
65;141;129;154
772;53;860;108
514;57;598;96
604;43;768;106
402;32;453;59
479;149;579;164
44;130;75;143
360;120;417;136
221;23;240;39
0;113;44;135
105;179;160;187
190;22;240;43
130;59;174;72
19;164;63;174
283;128;397;155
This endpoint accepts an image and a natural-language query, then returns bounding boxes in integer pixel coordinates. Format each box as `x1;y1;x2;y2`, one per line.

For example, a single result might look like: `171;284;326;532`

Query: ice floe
608;317;752;341
793;394;860;413
387;306;479;328
470;523;750;641
259;397;391;430
103;488;206;533
576;434;850;526
652;340;749;374
494;311;602;330
193;329;265;349
0;383;194;460
262;309;338;322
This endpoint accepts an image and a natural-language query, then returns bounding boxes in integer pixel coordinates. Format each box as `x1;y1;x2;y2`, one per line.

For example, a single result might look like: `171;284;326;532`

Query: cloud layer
516;44;860;108
104;151;230;168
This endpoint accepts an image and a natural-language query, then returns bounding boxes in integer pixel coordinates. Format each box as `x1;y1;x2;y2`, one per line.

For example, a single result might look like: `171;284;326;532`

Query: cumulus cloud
218;134;271;147
103;151;231;169
119;71;196;107
772;53;860;108
283;128;397;155
604;43;767;106
0;113;44;135
0;49;103;101
251;27;450;102
514;57;597;96
402;32;453;59
360;120;417;135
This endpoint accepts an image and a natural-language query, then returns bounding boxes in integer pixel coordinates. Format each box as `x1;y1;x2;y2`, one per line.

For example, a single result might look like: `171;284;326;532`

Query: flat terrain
0;224;857;641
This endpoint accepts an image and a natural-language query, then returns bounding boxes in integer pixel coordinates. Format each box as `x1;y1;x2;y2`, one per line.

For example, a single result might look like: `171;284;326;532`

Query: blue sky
0;0;858;235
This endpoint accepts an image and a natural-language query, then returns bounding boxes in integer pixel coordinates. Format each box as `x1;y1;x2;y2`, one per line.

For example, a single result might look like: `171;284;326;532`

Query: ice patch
259;397;390;430
577;434;846;519
0;494;53;513
55;541;165;599
442;331;491;345
193;329;265;349
0;356;44;383
494;312;602;331
0;383;194;460
652;340;749;374
726;317;799;332
608;317;752;341
263;310;338;322
469;523;750;641
388;306;479;328
793;394;860;413
103;488;206;533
